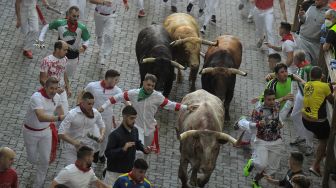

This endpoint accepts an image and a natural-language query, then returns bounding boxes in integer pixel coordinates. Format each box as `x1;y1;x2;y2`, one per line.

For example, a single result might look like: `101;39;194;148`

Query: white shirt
281;39;297;74
96;4;117;14
22;0;37;7
85;81;122;129
54;164;98;188
59;107;105;149
24;92;61;129
102;89;187;136
40;55;68;87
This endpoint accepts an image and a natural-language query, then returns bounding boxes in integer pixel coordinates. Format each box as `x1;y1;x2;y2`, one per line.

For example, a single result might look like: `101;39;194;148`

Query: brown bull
200;35;247;121
177;89;242;188
164;13;217;91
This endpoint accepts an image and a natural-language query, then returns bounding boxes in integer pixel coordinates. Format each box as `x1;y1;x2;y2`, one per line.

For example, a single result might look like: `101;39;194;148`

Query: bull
200;35;247;121
163;13;217;91
177;89;242;188
136;23;184;97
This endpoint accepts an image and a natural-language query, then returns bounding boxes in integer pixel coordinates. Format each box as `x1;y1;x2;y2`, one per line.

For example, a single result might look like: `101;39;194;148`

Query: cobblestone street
0;0;324;187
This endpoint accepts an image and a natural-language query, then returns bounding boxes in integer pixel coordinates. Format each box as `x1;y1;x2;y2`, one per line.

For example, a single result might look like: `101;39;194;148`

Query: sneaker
290;137;306;146
256;37;265;48
99;155;106;163
304;146;314;156
186;3;193;13
23;50;33;59
198;9;204;17
252;180;261;188
238;3;244;10
93;151;99;163
247;15;253;23
171;6;177;13
138;10;146;18
210;15;216;24
243;159;254;177
200;25;206;35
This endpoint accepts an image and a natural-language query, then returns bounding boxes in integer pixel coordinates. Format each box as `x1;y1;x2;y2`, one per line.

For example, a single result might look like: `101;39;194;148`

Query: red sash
150;126;160;154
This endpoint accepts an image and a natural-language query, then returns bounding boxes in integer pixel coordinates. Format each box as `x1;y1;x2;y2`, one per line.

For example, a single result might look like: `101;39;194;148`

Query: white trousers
23;126;51;188
104;171;122;185
94;11;116;58
188;0;205;9
59;90;69;114
69;0;86;19
20;5;39;51
62;146;77;165
135;125;154;160
65;58;79;79
252;138;283;175
290;92;314;147
254;7;275;54
238;118;256;143
138;0;177;10
202;0;218;27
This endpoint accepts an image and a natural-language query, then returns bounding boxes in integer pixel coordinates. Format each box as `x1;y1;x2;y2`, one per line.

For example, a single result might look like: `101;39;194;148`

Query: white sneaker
97;56;106;66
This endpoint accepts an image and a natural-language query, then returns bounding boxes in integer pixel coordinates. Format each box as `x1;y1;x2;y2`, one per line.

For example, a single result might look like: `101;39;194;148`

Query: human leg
65;58;79;79
264;8;275;54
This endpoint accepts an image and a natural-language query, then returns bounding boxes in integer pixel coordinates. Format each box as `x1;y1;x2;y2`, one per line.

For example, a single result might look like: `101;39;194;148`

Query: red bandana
129;171;144;184
100;80;114;93
297;60;310;68
67;20;78;32
38;88;50;99
281;33;294;42
75;160;91;173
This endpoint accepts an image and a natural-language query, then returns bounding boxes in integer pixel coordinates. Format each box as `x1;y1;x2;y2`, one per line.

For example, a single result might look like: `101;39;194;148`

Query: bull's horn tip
242;72;248;76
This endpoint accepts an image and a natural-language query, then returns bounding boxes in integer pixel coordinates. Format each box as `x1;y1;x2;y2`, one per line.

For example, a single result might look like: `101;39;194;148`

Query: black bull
135;24;184;97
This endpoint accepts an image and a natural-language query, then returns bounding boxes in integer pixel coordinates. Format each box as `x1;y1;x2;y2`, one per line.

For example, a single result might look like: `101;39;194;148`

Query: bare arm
35;109;64;122
89;0;105;4
95;180;112;188
49;181;58;188
15;0;21;28
278;0;287;21
59;133;81;148
285;51;293;68
64;72;71;97
292;74;306;85
39;72;48;87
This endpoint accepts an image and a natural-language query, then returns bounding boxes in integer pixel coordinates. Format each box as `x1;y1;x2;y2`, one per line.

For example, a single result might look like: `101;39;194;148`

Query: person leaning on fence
323;9;336;59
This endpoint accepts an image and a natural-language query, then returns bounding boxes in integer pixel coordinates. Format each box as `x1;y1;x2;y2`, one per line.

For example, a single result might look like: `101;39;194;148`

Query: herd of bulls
135;13;247;187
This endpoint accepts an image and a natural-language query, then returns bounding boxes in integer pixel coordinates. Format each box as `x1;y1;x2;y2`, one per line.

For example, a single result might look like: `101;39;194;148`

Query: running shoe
138;10;146;18
244;159;253;177
186;3;193;13
23;50;33;59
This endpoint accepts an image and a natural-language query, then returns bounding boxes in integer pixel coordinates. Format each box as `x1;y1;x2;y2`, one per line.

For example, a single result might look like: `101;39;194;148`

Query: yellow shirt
302;81;331;120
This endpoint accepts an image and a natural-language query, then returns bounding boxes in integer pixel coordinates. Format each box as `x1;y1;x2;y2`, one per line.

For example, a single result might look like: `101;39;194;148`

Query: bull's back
163;13;199;39
205;35;242;68
178;90;224;132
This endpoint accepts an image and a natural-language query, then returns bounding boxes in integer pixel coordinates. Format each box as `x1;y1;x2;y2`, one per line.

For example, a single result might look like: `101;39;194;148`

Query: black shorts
302;118;330;140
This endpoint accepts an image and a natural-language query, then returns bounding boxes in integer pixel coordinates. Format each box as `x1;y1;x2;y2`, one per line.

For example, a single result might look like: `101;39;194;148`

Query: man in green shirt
38;6;91;78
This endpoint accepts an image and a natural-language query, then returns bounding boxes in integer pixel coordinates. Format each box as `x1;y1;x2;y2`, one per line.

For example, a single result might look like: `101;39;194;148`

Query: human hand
265;43;273;49
259;120;266;127
124;3;129;11
298;10;305;17
66;88;72;97
265;73;275;81
143;146;152;154
79;46;86;53
57;87;65;94
98;107;104;113
285;93;294;101
251;97;259;104
16;19;21;28
98;135;104;143
74;140;83;150
122;142;135;151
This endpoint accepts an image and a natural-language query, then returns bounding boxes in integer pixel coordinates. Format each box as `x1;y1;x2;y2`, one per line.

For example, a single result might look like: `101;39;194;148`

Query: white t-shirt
54;164;98;188
96;4;117;14
40;55;68;87
24;92;61;129
22;0;37;7
85;81;122;129
59;107;105;149
282;39;297;74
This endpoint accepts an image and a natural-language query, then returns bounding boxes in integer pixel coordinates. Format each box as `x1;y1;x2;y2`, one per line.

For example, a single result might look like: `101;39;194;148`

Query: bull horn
200;67;214;74
201;39;218;46
216;132;237;145
227;68;248;76
179;130;200;141
170;60;185;70
142;57;156;63
200;52;206;58
170;37;199;46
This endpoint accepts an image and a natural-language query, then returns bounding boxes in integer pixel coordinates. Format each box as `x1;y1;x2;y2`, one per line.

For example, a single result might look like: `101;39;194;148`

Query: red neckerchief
129;171;144;184
75;160;91;173
38;88;50;99
100;80;114;93
281;33;294;42
38;88;55;105
79;103;94;119
297;60;310;68
67;20;78;32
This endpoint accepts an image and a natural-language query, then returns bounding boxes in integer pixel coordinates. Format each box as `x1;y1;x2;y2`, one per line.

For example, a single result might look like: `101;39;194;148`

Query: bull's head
141;57;184;94
178;130;244;186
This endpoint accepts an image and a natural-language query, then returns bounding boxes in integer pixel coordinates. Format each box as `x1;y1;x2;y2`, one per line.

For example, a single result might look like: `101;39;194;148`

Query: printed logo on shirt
304;84;314;97
63;30;77;38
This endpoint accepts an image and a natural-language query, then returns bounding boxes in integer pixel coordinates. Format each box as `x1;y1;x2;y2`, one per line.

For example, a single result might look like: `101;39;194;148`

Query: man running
38;6;90;78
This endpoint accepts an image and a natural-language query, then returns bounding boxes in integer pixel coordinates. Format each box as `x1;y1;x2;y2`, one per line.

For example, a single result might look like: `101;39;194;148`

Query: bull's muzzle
199;67;247;76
